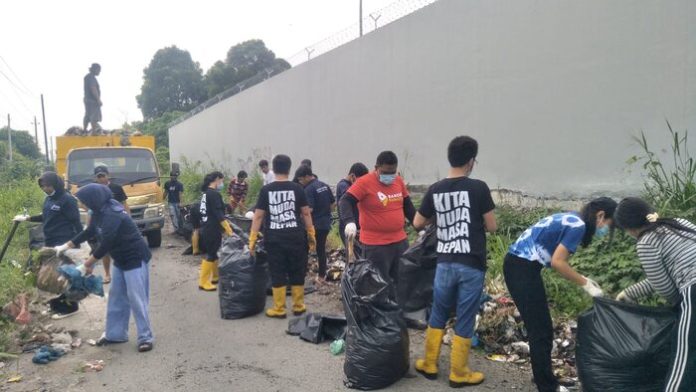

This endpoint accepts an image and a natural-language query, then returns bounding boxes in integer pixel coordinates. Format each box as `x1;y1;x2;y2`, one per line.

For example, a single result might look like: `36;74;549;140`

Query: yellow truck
56;134;165;247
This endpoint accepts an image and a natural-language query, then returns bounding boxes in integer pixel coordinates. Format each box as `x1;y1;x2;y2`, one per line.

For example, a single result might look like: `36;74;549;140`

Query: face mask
217;182;224;191
87;209;94;216
595;225;609;238
379;174;396;186
46;190;56;197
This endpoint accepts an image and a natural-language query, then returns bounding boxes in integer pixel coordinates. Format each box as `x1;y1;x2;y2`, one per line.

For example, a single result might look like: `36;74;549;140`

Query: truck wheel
146;230;162;248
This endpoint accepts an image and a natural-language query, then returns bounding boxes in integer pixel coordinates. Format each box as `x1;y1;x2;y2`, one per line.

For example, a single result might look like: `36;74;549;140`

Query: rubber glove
306;226;317;253
616;290;636;303
54;243;70;256
249;231;259;256
581;276;604;297
344;222;357;240
13;214;29;222
220;220;234;237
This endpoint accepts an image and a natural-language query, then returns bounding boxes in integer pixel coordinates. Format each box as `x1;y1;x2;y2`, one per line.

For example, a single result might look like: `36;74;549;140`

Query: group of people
11;132;695;391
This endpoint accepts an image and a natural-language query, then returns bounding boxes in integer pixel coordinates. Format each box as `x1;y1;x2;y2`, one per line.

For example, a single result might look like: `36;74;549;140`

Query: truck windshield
67;148;159;186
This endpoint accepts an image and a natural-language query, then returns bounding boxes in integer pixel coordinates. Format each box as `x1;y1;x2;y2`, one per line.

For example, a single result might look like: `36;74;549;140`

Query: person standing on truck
336;162;369;247
614;197;696;392
249;155;316;318
259;159;275;185
55;183;154;353
83;63;102;133
339;151;416;287
295;164;335;284
411;136;497;387
163;172;184;231
93;165;129;284
198;171;234;291
226;170;249;215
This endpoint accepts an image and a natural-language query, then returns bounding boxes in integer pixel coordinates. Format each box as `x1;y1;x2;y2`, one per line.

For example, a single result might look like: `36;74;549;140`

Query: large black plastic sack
576;297;677;392
341;258;409;390
287;313;347;344
397;226;437;312
218;236;269;320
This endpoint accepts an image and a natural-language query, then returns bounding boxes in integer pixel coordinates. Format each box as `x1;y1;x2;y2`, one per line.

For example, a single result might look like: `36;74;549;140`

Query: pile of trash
475;293;579;387
64;126;143;137
308;249;347;282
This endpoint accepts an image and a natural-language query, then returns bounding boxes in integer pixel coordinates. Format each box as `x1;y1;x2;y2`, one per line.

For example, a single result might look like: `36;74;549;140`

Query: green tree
137;46;207;120
204;39;291;97
125;111;184;148
0;128;42;160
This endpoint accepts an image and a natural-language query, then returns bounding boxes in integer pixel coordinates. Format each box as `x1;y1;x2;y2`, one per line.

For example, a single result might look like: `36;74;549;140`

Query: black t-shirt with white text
256;181;308;243
108;183;128;204
200;189;226;234
418;177;495;270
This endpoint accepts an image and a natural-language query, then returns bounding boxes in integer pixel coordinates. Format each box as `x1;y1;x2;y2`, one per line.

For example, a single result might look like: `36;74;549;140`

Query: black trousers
266;241;308;287
664;283;696;391
316;229;330;278
362;239;409;287
503;253;558;392
199;228;222;261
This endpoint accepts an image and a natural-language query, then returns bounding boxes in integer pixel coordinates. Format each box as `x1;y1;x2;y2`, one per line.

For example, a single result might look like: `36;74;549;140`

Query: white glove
13;214;28;222
581;277;604;297
616;290;636;303
344;222;357;240
54;243;70;256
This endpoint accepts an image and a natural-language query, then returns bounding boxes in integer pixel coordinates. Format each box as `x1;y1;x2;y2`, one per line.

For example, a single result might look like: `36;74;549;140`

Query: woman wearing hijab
14;172;82;247
55;184;154;352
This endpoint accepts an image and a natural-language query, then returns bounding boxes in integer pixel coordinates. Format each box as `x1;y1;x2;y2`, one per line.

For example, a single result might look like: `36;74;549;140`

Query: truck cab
57;135;165;247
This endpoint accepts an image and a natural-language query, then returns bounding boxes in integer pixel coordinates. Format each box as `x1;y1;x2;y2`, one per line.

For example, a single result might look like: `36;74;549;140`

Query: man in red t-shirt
339;151;416;286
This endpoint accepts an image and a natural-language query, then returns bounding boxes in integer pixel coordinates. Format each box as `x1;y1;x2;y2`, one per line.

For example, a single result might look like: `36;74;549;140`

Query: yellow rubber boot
415;327;445;379
211;261;219;284
291;286;306;316
198;260;217;292
450;335;484;387
266;287;287;318
191;230;200;255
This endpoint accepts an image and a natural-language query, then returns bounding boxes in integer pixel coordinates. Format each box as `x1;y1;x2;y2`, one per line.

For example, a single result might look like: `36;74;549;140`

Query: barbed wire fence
171;0;439;126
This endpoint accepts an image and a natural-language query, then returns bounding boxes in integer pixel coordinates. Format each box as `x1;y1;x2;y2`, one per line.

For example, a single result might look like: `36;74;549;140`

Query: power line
0;55;36;97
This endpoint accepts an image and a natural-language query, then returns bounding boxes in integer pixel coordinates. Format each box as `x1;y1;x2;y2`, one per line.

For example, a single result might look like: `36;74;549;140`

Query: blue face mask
379;174;396;186
217;182;224;191
87;209;94;216
595;225;609;238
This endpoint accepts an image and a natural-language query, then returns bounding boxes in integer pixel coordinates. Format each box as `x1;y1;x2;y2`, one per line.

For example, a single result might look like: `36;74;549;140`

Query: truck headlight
144;205;165;219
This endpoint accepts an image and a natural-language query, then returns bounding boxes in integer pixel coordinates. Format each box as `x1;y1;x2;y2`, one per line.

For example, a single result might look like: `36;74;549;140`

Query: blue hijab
75;183;125;215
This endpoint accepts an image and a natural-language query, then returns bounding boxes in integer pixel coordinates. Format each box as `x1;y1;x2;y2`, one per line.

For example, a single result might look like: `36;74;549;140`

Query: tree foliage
137;46;207;120
204;39;291;97
0;128;42;160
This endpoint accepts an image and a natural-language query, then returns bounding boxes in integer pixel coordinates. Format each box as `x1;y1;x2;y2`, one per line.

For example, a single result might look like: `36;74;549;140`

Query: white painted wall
170;0;696;198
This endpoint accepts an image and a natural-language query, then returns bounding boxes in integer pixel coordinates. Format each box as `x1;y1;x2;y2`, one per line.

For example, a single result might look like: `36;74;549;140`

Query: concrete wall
170;0;696;198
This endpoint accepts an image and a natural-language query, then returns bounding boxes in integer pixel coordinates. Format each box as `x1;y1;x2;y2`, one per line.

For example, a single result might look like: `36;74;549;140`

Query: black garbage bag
286;313;347;344
576;297;677;392
341;258;409;390
218;235;269;319
177;202;200;240
397;225;437;330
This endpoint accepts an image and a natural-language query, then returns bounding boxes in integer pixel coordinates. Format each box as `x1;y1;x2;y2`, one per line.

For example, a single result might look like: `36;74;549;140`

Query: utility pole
359;0;363;36
50;137;54;165
7;114;12;162
32;116;39;147
41;94;49;165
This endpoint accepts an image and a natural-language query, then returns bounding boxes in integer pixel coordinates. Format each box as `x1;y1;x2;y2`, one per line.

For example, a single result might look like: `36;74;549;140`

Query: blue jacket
71;184;151;271
29;172;82;247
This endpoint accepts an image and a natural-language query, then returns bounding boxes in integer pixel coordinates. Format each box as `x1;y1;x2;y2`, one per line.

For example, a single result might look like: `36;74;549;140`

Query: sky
0;0;396;154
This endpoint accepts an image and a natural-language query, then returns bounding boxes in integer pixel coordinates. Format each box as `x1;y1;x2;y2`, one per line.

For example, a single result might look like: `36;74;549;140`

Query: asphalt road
6;229;536;392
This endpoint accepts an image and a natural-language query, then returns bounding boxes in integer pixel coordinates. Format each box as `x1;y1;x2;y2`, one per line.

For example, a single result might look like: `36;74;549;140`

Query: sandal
138;342;153;352
103;276;111;284
96;334;125;347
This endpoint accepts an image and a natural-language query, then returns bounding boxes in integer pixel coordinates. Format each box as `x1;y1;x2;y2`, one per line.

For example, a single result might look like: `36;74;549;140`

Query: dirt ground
1;227;537;392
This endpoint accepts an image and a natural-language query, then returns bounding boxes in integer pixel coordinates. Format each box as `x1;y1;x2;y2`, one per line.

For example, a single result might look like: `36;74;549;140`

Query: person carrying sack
249;155;316;319
412;136;497;387
614;197;696;392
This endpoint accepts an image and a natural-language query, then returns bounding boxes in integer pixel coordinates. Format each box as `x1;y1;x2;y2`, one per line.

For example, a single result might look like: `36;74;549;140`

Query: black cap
94;166;109;176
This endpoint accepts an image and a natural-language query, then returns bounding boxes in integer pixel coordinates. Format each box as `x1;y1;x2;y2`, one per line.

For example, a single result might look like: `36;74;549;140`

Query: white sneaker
51;308;79;320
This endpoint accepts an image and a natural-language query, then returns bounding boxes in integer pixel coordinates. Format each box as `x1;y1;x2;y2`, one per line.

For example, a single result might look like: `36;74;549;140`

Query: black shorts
266;240;308;287
84;99;102;122
199;229;222;261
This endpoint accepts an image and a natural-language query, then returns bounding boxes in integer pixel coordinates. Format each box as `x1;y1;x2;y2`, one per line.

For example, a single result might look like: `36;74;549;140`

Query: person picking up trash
412;136;497;387
249;154;316;319
227;170;249;215
503;197;615;392
614;197;696;391
339;151;416;286
93;165;129;284
295;164;335;284
198;171;234;291
54;183;154;353
336;162;369;247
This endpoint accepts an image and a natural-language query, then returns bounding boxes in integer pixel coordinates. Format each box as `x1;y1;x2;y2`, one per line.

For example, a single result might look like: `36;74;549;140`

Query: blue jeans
105;260;154;345
428;262;484;338
168;203;181;230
